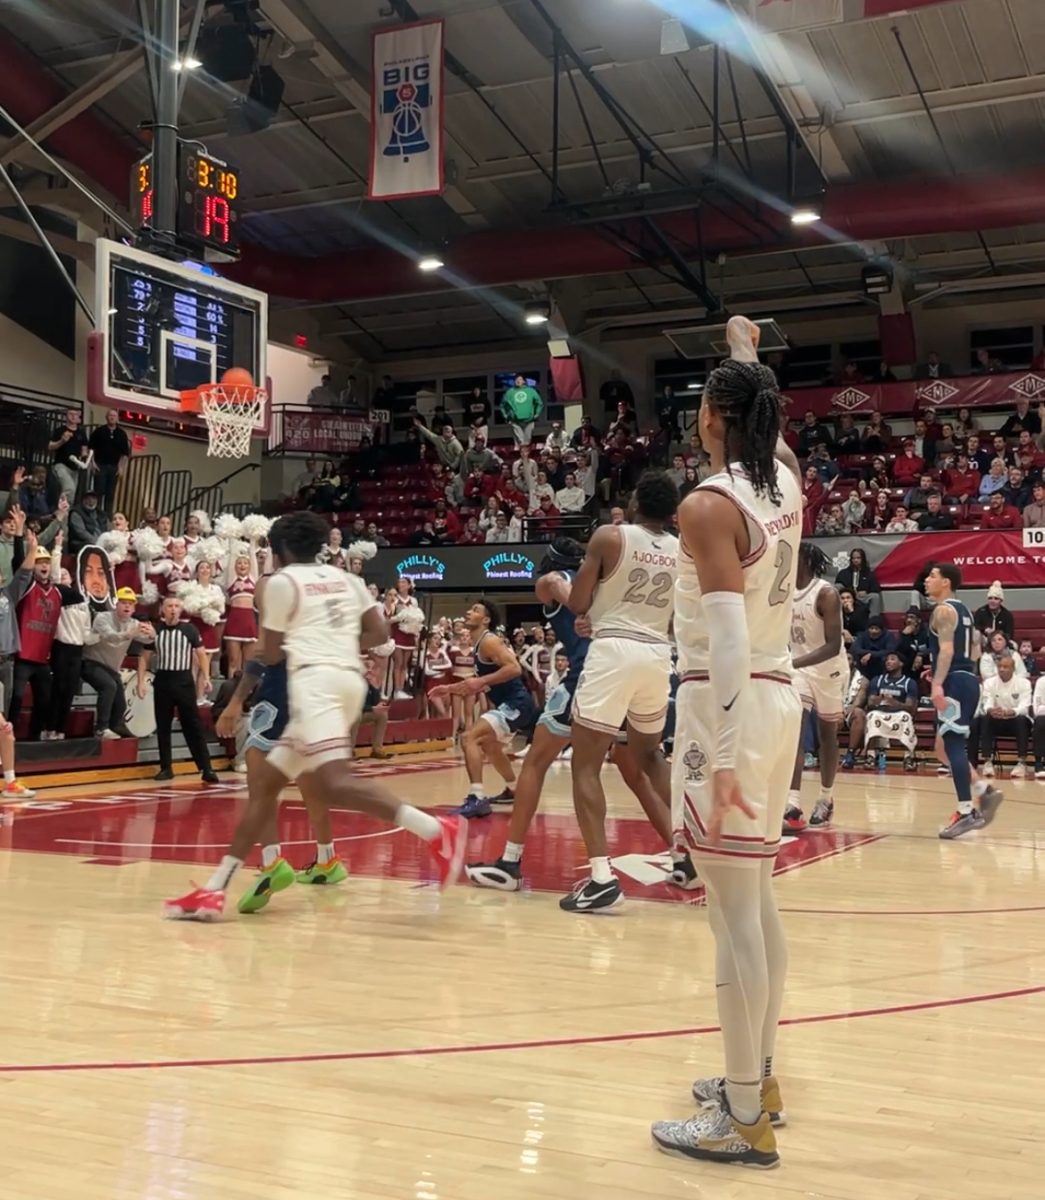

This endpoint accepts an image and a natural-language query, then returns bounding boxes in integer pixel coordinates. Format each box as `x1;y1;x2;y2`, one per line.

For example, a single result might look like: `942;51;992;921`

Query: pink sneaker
430;815;468;889
163;884;225;921
2;781;36;799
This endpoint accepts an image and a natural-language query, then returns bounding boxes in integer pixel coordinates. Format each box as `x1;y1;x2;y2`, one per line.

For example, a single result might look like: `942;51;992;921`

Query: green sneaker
295;857;349;886
236;857;296;914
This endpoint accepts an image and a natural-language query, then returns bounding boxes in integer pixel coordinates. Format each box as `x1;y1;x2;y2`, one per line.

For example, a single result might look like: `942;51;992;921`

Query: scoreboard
133;144;241;256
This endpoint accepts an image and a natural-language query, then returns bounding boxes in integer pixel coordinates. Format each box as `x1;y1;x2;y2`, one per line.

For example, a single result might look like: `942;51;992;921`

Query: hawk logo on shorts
683;742;707;783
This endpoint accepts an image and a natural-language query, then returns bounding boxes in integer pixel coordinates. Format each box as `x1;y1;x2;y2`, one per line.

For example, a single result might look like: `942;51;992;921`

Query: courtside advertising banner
369;20;445;201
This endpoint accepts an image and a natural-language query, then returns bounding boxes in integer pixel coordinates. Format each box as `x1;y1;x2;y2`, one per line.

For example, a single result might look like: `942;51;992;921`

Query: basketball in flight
221;366;255;388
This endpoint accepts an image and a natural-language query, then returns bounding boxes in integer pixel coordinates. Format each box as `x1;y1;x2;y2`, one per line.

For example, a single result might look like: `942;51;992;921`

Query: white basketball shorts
571;637;671;737
267;664;367;780
795;663;847;723
671;676;802;866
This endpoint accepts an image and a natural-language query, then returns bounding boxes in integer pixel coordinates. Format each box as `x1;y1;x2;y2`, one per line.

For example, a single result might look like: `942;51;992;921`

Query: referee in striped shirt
137;596;218;782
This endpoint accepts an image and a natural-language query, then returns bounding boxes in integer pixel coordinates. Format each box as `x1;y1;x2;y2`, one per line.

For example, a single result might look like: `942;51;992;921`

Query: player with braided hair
652;317;802;1169
786;541;847;831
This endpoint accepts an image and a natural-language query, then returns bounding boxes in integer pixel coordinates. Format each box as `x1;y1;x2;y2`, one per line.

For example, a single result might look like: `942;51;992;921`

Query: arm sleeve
703;591;749;771
1015;680;1032;717
261;572;297;633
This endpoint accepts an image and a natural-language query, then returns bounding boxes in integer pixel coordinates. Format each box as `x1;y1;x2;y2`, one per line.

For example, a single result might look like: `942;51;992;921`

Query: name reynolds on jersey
764;511;801;537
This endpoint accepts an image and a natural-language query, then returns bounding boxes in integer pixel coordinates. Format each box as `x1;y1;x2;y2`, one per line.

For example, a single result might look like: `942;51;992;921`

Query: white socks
317;842;335;863
3;770;14;784
395;804;441;842
205;855;242;892
590;856;613;884
469;784;486;800
261;844;280;868
503;841;524;863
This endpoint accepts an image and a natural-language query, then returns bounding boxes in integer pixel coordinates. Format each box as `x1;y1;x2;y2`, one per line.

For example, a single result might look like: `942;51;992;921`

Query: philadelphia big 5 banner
369;20;445;201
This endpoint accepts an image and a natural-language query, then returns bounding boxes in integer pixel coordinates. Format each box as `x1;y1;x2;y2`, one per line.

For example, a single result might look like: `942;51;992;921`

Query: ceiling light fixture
417;253;444;272
524;301;550;326
173;56;202;71
790;207;821;226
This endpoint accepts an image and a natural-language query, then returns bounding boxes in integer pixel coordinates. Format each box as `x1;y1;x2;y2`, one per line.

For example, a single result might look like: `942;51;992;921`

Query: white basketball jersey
588;524;679;645
791;578;849;678
674;463;802;677
263;563;374;673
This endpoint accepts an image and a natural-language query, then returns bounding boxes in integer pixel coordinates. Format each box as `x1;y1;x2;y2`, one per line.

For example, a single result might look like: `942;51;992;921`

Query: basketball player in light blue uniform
465;538;696;892
925;562;1004;839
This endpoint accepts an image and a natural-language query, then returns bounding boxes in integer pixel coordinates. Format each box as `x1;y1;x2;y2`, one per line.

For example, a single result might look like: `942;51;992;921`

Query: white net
197;384;266;458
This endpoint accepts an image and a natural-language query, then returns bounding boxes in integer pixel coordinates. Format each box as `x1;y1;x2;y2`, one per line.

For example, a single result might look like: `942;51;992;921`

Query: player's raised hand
706;768;758;845
725;315;760;363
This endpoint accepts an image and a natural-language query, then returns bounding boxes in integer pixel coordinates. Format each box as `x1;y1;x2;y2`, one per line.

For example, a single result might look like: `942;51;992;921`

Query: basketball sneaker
978;785;1004;827
668;852;701;890
163;884;225;922
295;857;348;885
691;1074;786;1128
2;781;36;799
651;1095;779;1169
1035;763;1045;781
981;759;995;778
451;793;492;819
237;857;296;914
808;798;833;827
936;764;951;776
938;809;986;839
465;858;522;891
904;753;918;772
559;876;623;913
429;814;468;889
782;804;807;833
841;750;856;770
489;787;514;804
1010;761;1028;780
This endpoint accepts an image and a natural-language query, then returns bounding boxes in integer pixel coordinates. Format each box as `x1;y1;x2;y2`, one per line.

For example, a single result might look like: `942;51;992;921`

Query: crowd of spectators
790;399;1045;536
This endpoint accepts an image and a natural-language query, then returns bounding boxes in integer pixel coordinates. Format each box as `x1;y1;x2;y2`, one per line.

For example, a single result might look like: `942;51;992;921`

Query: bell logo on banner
370;20;445;201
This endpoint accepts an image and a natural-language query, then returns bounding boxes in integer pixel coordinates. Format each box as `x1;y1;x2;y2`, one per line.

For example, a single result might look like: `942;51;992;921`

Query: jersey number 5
769;542;794;607
622;567;673;608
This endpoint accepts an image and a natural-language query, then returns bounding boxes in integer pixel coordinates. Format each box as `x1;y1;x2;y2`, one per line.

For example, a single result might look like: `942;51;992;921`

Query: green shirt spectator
501;375;543;446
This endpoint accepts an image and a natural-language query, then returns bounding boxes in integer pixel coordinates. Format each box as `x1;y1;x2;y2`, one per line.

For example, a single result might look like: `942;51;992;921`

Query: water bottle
876;748;887;773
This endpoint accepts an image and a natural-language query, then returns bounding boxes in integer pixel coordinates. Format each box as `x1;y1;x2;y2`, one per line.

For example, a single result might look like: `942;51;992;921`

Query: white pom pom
149;559;173;578
140;579;159;605
132;527;165;563
201;601;223;626
231;540;252;562
241;513;273;541
214;513;243;540
191;509;213;535
346;539;378;561
370;639;395;658
397;606;426;634
191;535;224;565
98;529;129;565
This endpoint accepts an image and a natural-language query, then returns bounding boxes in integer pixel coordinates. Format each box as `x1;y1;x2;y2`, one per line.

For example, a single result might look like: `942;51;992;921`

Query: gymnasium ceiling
4;0;1045;359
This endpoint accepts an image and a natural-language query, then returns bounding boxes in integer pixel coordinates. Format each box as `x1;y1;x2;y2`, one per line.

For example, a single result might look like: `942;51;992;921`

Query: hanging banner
782;371;1045;420
369;20;445;201
282;412;372;453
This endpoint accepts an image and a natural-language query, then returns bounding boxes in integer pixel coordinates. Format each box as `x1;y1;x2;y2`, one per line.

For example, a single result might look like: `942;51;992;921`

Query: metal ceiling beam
0;45;145;168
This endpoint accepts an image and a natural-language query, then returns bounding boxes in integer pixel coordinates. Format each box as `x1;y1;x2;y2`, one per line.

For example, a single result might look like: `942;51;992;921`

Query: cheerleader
155;514;173;550
422;632;453;718
389;575;423;700
148;536;193;601
175;560;226;692
222;551;257;676
320;526;347;569
99;515;141;596
448;627;477;736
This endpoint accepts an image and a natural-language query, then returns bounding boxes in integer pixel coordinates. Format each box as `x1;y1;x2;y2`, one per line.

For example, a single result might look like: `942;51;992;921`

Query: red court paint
1;985;1039;1075
0;780;878;900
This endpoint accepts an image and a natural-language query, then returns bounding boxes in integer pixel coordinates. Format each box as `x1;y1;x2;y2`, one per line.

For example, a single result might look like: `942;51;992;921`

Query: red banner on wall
870;530;1045;588
282;411;371;453
786;371;1045;420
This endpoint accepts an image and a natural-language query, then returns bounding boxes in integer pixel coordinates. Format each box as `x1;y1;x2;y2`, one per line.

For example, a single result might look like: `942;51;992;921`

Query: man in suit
915;351;952;380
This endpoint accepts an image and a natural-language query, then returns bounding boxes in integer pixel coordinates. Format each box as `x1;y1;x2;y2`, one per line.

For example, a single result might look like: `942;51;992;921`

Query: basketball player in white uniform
651;317;802;1170
164;511;467;921
786;541;847;831
565;470;680;912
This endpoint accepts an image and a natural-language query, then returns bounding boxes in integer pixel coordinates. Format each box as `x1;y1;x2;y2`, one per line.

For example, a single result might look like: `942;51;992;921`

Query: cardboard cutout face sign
78;544;116;609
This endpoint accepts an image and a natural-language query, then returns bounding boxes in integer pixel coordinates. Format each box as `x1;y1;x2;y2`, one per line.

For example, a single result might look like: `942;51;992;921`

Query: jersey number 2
622;567;673;608
769;542;793;607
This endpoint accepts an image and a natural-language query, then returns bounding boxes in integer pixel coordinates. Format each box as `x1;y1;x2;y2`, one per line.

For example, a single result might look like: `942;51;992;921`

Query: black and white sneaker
464;858;522;891
668;853;701;890
489;788;515;805
559;876;623;913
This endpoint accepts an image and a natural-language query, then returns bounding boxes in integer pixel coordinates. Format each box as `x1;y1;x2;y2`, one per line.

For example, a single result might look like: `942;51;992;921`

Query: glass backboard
87;239;268;432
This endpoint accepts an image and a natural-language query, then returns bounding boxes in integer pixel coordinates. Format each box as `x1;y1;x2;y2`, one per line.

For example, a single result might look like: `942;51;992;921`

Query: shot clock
132;145;241;256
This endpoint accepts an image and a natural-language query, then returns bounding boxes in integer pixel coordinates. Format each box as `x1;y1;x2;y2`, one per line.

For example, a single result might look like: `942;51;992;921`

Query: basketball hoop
180;382;266;458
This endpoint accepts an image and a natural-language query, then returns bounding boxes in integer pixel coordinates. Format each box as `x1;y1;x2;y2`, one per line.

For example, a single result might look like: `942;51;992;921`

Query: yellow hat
33;547;52;562
115;586;138;602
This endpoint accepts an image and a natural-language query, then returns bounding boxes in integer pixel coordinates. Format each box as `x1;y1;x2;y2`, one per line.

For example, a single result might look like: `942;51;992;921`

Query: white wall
0;313;76;397
268;341;330;409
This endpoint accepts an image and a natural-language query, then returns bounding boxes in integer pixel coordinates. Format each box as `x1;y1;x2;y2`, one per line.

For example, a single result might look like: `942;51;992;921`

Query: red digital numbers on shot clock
178;147;240;254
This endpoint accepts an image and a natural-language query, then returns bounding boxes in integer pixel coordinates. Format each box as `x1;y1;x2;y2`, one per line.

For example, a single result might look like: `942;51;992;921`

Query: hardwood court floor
1;755;1043;1200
